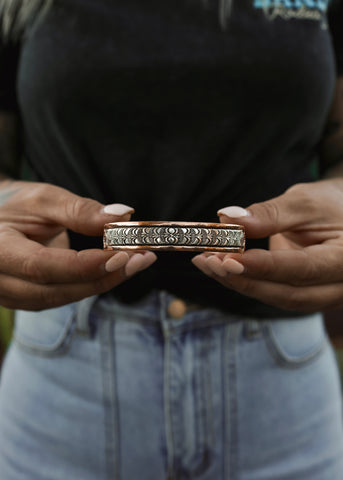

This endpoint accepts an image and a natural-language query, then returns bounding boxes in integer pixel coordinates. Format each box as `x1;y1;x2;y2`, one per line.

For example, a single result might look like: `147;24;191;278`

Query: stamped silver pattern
103;222;245;252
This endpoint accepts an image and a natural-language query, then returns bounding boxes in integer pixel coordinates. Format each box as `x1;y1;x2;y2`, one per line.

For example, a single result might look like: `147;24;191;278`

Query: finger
0;270;125;310
269;233;297;250
211;274;343;313
123;251;157;277
0;229;158;284
7;183;135;236
191;254;343;312
0;252;157;310
219;245;343;286
192;252;244;275
216;182;336;239
191;253;214;276
42;230;70;248
0;228;129;283
194;245;343;286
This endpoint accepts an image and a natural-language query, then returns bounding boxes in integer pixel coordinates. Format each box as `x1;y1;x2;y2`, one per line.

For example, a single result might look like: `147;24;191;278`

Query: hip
0;291;342;480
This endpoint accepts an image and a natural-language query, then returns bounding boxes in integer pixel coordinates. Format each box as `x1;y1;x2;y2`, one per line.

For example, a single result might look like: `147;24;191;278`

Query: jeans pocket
262;313;328;368
13;303;76;357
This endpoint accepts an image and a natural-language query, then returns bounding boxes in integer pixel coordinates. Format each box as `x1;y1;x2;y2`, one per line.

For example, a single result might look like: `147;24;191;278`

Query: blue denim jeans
0;291;342;480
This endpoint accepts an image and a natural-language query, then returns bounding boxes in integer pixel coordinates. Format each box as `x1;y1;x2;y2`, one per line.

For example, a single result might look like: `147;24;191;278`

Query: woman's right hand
0;179;156;310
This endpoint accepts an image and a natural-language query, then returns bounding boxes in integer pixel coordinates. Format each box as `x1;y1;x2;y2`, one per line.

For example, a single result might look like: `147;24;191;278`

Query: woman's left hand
192;178;343;312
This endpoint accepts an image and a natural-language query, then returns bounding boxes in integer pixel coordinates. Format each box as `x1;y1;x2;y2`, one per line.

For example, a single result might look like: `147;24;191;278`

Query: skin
1;77;343;313
192;78;343;313
0;109;158;311
0;176;156;310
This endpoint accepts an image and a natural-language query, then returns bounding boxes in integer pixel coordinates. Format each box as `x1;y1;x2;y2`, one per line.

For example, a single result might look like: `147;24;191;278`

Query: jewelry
103;221;245;253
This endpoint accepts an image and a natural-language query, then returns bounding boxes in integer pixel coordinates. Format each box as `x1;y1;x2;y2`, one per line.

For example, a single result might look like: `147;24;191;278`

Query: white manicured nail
217;206;250;218
105;252;129;272
192;255;213;276
205;255;227;277
103;203;135;216
223;258;245;275
125;252;157;276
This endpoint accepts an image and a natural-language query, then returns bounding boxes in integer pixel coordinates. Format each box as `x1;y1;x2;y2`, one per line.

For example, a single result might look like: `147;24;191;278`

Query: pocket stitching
262;323;327;369
13;312;76;357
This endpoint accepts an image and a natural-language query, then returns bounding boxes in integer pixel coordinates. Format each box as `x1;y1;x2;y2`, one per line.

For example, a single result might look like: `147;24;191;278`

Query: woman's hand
192;179;343;312
0;180;156;310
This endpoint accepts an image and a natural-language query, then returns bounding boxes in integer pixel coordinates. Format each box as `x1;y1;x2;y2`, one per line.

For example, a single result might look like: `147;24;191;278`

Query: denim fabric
0;291;342;480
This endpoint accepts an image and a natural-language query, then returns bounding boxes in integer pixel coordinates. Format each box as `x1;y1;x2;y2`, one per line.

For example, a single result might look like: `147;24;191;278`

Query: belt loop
159;290;171;337
159;290;168;319
75;295;99;338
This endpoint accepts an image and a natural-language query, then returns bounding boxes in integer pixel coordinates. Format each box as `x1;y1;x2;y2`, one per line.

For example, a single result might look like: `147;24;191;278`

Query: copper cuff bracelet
103;221;245;253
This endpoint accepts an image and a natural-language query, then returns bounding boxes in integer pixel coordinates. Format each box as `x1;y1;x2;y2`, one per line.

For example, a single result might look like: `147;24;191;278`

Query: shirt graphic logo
253;0;330;25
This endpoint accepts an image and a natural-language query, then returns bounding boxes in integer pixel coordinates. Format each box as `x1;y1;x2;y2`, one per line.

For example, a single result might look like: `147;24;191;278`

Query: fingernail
125;252;157;276
222;258;245;275
105;252;129;272
205;255;227;277
192;255;213;276
103;203;135;216
217;206;250;218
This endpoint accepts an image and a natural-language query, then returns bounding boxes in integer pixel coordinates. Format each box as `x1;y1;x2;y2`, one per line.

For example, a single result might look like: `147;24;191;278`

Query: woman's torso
16;0;336;314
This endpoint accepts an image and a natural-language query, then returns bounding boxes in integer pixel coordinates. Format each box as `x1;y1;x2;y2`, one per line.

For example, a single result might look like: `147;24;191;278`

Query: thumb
32;184;134;236
217;190;306;239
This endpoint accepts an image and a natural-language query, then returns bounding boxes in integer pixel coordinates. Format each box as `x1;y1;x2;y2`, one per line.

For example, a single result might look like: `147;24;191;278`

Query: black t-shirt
1;0;343;316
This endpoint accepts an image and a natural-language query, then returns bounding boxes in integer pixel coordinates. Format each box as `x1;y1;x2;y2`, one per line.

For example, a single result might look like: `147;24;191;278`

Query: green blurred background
0;308;14;366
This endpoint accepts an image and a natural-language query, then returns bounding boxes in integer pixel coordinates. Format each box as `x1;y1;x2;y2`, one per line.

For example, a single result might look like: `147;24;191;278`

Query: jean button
167;299;187;319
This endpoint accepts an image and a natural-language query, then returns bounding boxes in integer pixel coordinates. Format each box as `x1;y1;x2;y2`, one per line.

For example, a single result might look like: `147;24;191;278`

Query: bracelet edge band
103;222;246;253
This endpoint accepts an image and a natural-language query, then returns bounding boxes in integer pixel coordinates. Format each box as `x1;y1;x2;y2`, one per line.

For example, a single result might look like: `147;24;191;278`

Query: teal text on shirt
253;0;329;11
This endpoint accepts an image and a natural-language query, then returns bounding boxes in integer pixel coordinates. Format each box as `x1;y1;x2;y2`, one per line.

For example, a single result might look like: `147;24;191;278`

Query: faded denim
0;291;342;480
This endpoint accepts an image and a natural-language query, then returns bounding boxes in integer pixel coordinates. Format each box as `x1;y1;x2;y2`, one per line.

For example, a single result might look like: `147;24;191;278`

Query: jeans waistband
75;290;246;337
74;291;324;343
